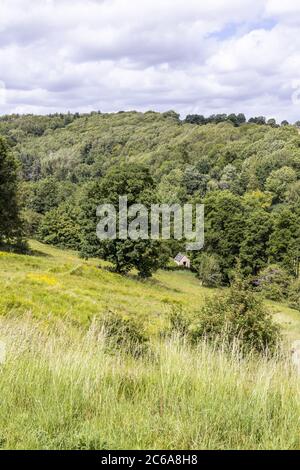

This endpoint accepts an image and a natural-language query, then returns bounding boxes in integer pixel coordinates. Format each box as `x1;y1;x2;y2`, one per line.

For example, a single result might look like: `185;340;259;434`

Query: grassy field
0;241;300;449
1;240;299;339
0;241;216;335
0;317;300;450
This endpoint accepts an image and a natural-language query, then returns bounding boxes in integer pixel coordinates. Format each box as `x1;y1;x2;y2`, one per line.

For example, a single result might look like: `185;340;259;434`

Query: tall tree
0;137;23;245
80;164;169;277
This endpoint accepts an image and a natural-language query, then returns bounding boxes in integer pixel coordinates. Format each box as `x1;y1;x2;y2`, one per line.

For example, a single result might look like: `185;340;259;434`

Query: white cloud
265;0;300;22
0;0;299;122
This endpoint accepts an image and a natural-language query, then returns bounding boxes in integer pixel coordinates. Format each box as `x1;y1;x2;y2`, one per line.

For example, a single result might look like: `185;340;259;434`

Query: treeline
1;111;300;307
0;111;98;139
184;113;299;127
1;111;298;137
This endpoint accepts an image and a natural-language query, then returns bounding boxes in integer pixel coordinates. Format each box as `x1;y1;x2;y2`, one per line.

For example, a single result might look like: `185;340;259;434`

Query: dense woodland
1;110;300;307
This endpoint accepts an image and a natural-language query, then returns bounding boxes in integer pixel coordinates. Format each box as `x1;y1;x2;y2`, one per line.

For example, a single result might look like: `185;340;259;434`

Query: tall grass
0;316;299;450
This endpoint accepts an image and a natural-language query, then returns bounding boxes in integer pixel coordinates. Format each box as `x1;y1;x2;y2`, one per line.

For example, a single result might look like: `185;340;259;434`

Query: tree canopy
1;110;300;279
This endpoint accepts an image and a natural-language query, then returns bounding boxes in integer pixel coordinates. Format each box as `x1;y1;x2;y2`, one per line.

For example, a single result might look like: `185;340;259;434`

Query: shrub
288;279;300;311
97;311;149;357
164;307;191;337
191;270;281;354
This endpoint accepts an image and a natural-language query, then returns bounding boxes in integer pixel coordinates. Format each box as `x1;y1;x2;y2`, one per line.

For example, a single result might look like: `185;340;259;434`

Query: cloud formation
0;0;300;121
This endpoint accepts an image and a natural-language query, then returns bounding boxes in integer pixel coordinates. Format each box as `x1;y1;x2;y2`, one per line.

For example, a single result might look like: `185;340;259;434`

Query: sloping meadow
0;315;299;450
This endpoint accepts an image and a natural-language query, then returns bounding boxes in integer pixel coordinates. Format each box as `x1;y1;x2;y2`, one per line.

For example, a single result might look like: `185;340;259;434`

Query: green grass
1;240;299;340
269;300;300;342
0;241;215;335
0;316;299;450
1;241;300;449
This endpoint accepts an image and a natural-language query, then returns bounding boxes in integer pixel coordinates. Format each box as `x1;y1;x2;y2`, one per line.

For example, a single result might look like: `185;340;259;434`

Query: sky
1;0;300;121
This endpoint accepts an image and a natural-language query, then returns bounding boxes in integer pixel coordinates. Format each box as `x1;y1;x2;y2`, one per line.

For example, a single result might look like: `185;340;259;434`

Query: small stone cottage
174;253;191;269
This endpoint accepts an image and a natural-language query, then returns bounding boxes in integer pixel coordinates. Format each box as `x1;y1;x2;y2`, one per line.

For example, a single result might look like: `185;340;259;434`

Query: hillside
1;111;300;285
1;241;300;450
1;241;299;342
1;112;299;185
0;240;215;332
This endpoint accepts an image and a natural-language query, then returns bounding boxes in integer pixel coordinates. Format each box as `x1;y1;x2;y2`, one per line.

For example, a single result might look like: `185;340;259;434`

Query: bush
164;307;191;337
288;279;300;311
255;265;291;301
97;311;149;357
191;270;281;354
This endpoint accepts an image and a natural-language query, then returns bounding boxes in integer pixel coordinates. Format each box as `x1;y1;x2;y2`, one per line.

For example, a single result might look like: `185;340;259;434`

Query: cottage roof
174;253;186;262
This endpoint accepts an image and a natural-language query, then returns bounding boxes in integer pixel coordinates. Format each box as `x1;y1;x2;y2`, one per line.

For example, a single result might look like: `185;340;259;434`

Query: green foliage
248;116;266;125
183;165;209;196
38;202;82;249
1;112;300;282
184;112;246;126
288;279;300;311
268;207;300;277
219;164;240;193
192;253;222;287
157;168;187;203
191;269;280;353
285;180;300;204
22;209;43;237
239;209;272;276
265;166;297;202
27;177;76;215
203;191;245;281
0;316;299;450
0;137;24;246
80;164;168;277
255;265;292;301
164;306;191;337
242;190;272;210
97;311;149;357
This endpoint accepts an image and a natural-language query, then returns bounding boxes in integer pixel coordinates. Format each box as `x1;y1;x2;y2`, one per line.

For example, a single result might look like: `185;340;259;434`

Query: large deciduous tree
80;164;169;277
